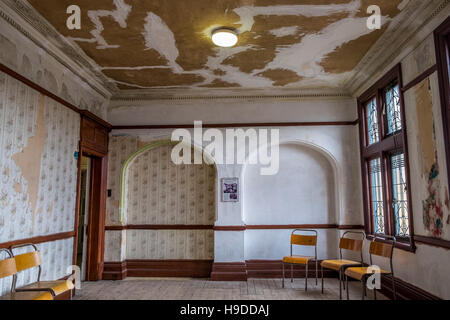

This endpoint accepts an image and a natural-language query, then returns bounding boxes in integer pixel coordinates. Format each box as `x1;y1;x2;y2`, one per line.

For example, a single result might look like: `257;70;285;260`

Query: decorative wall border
112;120;359;130
0;231;75;249
105;224;364;231
348;0;449;95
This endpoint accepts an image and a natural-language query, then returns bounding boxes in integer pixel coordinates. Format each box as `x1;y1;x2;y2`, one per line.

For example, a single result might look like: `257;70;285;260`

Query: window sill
366;234;416;253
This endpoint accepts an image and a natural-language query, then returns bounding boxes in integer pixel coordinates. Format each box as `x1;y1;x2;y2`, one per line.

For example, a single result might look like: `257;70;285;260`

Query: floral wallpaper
0;71;79;295
105;137;216;261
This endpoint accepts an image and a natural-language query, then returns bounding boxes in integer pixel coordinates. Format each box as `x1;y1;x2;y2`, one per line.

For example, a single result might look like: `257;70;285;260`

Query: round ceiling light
211;28;238;47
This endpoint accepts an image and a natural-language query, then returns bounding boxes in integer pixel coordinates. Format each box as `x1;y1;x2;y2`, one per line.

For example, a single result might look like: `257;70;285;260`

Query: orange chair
282;229;318;291
0;248;54;300
10;243;74;299
321;231;365;299
345;236;396;300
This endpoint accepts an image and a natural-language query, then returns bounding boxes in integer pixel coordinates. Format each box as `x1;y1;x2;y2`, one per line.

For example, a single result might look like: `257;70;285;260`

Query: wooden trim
337;225;365;230
106;224;364;231
357;64;416;252
246;260;336;279
103;261;128;280
245;224;337;230
112;120;359;130
102;260;214;279
379;275;441;300
128;224;213;230
435;16;450;217
105;226;126;231
213;224;365;231
414;235;450;249
213;226;247;231
0;63;80;114
80;110;112;131
0;231;75;249
401;65;438;92
105;225;214;230
210;262;248;281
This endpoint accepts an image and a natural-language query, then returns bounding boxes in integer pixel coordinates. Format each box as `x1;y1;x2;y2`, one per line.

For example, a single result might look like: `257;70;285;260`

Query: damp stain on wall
414;78;445;238
11;94;47;219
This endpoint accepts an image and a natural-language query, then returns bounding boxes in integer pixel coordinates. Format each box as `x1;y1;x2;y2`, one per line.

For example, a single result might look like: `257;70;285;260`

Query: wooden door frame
73;111;111;281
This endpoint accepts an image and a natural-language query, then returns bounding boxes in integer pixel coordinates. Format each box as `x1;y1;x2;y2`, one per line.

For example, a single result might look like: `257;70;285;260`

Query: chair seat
282;255;313;265
0;290;53;300
21;280;74;296
321;259;362;271
345;267;390;280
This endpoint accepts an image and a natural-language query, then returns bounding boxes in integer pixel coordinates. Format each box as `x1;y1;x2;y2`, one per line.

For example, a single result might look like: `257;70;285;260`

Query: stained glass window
365;98;379;145
385;83;402;134
391;153;410;237
369;158;385;234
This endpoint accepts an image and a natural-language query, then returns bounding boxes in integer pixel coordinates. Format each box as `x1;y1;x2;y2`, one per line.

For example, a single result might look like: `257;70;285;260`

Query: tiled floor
74;277;388;300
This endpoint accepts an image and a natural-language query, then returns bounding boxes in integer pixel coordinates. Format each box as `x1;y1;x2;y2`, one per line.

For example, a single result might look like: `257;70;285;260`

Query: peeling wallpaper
27;0;408;89
0;17;109;120
0;71;79;295
404;74;450;241
105;138;216;261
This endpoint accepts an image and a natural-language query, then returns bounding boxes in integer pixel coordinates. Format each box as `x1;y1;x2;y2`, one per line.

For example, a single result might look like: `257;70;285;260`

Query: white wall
105;95;362;265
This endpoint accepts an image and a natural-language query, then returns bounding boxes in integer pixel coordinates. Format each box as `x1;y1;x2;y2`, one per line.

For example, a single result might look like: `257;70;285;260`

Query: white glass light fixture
211;28;238;47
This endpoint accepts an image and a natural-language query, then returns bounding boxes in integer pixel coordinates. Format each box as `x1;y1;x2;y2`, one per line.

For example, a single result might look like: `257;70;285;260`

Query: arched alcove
242;141;340;260
121;140;217;261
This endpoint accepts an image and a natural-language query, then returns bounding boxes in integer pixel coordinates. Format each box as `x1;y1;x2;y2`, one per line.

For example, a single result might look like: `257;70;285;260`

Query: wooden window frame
436;16;450;213
358;64;415;252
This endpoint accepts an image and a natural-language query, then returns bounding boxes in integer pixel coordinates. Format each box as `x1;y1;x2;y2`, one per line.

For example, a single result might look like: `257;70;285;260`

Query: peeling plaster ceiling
27;0;410;90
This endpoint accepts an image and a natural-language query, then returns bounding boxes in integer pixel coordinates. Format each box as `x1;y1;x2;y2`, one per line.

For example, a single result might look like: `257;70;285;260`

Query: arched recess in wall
119;139;217;261
241;140;341;260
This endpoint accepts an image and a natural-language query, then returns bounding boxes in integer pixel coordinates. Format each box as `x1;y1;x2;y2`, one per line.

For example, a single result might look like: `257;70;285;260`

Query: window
358;64;414;251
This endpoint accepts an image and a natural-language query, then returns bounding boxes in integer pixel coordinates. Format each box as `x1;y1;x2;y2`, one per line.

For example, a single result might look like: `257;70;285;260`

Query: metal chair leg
392;275;396;300
374;286;377;300
315;260;318;285
346;275;349;300
282;262;285;288
339;269;342;300
342;269;346;290
305;263;308;291
321;265;324;294
362;278;365;300
291;265;293;283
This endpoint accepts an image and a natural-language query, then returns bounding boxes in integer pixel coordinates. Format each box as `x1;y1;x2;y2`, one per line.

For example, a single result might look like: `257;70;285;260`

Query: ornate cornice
0;0;114;98
109;87;352;104
2;0;448;102
346;0;449;96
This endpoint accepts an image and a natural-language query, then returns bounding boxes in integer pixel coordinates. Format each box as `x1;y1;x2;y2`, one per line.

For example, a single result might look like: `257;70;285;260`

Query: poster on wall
221;178;239;202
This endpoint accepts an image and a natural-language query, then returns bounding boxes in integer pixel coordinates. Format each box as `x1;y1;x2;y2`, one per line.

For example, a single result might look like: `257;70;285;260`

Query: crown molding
0;0;114;98
2;0;448;102
109;87;352;104
346;0;449;96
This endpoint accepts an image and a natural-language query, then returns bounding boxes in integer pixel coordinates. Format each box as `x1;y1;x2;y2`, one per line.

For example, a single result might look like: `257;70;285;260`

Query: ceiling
26;0;409;91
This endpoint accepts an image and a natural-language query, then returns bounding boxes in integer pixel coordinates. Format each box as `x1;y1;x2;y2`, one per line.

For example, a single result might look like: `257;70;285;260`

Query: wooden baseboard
246;260;337;279
103;260;213;279
103;261;128;280
210;260;338;281
379;275;441;300
210;262;248;281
